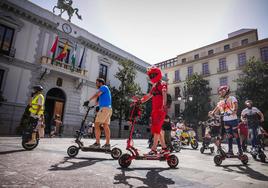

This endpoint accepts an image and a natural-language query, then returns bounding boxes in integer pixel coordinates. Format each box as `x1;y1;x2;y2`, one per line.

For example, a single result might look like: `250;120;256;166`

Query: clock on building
62;23;72;34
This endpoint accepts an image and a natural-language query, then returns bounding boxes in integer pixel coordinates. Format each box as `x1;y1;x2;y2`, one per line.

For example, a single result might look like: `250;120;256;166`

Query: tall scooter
67;102;122;159
213;113;248;166
118;97;179;168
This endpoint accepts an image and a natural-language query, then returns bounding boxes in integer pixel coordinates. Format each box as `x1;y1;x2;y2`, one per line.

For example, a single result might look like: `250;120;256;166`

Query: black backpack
152;82;172;108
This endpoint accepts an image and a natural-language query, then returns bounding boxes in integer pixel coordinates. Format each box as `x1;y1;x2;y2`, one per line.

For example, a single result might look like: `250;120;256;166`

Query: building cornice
163;38;268;70
0;0;58;30
77;36;147;73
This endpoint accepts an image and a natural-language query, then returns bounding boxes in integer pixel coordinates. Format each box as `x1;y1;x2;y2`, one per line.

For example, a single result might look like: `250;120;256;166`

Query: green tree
111;60;142;138
236;57;268;121
183;73;212;124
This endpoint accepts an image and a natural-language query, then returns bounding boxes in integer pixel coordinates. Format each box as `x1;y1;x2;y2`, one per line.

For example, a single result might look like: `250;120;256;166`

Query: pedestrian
37;115;45;138
209;85;243;156
26;85;45;144
241;100;264;151
50;114;62;137
162;115;173;151
88;78;113;150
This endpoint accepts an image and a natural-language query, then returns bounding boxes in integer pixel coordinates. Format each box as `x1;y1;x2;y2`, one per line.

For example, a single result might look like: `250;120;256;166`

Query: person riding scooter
26;85;45;144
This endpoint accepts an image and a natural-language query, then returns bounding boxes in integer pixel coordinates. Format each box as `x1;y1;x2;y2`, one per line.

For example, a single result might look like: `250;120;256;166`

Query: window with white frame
219;77;228;86
174;70;180;82
260;47;268;62
202;62;209;75
238;53;246;67
99;64;108;82
219;58;227;71
187;66;193;77
0;24;15;56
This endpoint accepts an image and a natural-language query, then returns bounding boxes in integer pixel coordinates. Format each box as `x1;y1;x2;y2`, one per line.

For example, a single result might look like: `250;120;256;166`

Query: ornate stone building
155;29;268;119
0;0;150;136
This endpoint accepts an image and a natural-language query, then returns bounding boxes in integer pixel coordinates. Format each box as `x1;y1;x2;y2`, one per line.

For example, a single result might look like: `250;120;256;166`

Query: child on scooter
238;120;248;152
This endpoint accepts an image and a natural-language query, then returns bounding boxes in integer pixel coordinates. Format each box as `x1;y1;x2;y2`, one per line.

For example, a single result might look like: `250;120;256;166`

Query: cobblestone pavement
0;137;267;188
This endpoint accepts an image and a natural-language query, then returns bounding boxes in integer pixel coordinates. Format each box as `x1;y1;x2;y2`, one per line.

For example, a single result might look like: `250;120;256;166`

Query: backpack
152;82;172;108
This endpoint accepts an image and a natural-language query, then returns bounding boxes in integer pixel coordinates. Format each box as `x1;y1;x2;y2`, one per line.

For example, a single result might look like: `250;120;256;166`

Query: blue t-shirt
98;85;112;109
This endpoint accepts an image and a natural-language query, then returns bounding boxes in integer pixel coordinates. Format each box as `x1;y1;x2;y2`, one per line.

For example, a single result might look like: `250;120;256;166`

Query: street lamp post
177;95;193;118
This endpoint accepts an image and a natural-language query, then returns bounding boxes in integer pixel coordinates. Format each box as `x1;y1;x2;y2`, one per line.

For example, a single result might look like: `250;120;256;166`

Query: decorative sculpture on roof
53;0;82;22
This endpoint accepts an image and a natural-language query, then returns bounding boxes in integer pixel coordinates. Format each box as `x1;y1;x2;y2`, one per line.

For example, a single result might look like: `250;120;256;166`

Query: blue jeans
224;119;242;153
248;126;258;148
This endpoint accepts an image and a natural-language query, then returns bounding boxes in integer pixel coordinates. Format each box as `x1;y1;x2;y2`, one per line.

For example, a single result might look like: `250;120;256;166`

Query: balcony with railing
40;56;87;77
217;67;228;73
173;79;181;84
201;70;210;77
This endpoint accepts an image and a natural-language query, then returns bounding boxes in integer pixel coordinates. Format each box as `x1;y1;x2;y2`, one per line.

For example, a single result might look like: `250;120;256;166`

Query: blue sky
29;0;268;64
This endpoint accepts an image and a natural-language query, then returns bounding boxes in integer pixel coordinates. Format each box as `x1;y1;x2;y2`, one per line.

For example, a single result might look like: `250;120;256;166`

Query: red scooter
118;97;179;168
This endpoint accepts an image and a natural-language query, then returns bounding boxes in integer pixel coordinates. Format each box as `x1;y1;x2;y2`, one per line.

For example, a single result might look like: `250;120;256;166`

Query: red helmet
218;85;230;94
147;66;162;83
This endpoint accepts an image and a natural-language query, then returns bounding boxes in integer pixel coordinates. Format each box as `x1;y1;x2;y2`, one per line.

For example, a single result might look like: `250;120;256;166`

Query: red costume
147;67;167;134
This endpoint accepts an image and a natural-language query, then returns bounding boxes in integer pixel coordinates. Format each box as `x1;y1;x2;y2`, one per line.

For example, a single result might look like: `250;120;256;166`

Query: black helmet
33;85;44;92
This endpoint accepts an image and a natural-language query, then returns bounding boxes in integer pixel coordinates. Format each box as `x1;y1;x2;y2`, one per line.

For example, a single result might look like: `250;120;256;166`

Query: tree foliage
183;73;212;123
111;60;142;137
236;57;268;120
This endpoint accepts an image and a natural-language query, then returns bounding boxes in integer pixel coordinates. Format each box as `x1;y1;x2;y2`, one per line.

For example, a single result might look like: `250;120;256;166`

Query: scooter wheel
118;153;132;168
210;147;215;154
22;140;39;150
191;140;199;150
200;147;204;154
241;154;249;165
214;155;223;166
67;145;79;157
111;147;122;159
167;154;179;168
259;153;266;163
173;143;181;152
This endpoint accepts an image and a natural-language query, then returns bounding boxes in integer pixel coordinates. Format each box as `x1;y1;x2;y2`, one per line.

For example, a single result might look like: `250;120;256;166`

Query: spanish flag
55;42;69;61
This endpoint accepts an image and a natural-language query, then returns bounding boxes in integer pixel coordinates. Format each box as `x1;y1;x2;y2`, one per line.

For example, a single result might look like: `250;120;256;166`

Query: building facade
0;0;151;136
155;29;268;119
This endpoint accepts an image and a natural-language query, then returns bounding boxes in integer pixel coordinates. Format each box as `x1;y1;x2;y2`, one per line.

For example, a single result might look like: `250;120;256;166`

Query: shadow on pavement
0;149;26;155
114;167;175;188
49;157;113;171
221;164;268;181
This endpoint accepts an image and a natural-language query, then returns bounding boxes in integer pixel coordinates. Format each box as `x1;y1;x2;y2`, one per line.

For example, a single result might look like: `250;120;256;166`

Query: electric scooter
118;97;179;168
22;117;40;150
67;103;122;159
213;113;248;166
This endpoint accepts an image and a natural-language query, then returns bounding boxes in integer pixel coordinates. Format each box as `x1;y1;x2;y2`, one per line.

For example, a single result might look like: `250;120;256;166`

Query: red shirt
150;81;167;111
238;122;248;137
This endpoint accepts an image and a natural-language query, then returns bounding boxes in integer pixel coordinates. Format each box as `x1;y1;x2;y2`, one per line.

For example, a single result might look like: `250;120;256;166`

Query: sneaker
147;149;157;156
101;144;111;150
226;150;234;156
89;142;100;149
26;139;36;145
160;148;170;156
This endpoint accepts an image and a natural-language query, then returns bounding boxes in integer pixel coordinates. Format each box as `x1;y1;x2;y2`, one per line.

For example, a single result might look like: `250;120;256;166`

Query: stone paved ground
0;137;267;188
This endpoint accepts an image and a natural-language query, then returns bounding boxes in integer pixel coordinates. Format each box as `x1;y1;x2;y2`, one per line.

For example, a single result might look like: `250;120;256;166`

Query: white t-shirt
217;96;238;121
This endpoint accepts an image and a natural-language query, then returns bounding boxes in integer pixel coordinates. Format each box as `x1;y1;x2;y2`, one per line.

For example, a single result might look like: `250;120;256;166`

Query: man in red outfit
140;66;169;156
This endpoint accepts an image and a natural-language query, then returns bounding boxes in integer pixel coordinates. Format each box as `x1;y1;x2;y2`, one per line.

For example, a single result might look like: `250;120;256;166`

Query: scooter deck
135;154;166;161
80;147;112;153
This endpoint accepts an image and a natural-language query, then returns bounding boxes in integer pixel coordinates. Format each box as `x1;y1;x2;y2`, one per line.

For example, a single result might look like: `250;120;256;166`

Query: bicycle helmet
218;85;230;96
33;85;44;92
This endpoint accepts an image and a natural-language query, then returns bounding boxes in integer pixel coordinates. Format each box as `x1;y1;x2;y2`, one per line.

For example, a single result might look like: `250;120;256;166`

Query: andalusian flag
55;42;69;61
71;43;77;70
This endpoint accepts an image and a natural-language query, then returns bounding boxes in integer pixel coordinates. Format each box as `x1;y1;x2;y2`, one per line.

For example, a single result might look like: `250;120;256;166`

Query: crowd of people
21;66;266;160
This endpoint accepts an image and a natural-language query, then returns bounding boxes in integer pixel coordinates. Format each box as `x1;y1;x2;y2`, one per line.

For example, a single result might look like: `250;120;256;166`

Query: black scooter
213;113;248;166
67;103;122;159
21;118;40;150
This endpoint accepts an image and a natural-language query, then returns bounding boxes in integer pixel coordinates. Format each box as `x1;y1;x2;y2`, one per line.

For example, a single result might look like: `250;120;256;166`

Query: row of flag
50;36;85;68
